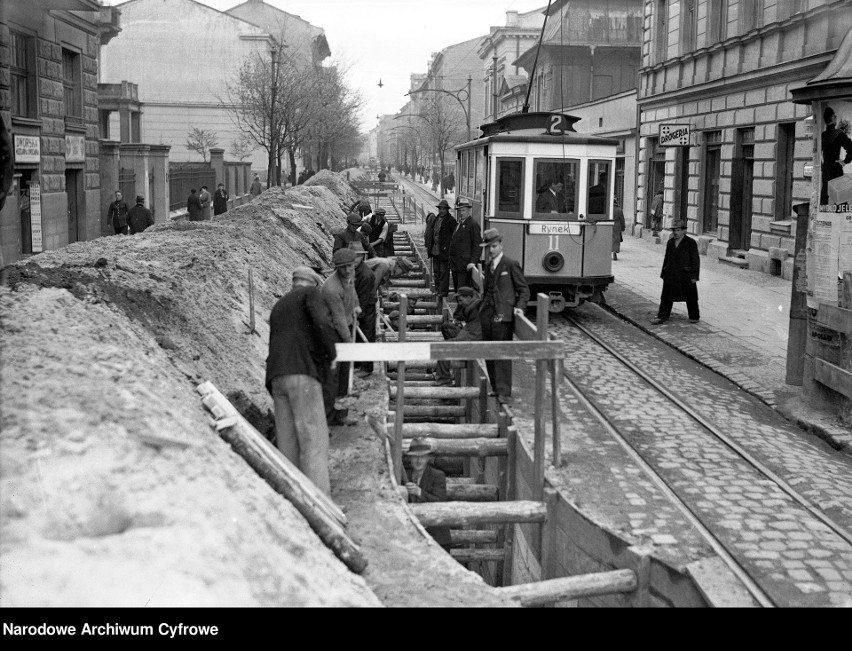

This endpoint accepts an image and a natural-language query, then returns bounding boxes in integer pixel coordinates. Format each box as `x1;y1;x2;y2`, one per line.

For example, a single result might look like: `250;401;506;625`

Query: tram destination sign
659;123;691;147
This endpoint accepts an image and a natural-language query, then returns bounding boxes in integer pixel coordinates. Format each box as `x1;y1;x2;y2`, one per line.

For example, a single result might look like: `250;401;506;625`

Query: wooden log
449;529;498;545
387;360;436;370
499;569;637;607
450;548;505;563
402;437;508;457
404;315;444;325
402;423;500;439
383;332;445;342
390;405;467;417
389;386;481;400
409;500;546;527
447;477;476;484
446;483;499;502
335;340;565;362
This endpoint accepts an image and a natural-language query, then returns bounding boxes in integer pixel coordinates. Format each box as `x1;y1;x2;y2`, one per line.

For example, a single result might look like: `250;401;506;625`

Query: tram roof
455;111;619;151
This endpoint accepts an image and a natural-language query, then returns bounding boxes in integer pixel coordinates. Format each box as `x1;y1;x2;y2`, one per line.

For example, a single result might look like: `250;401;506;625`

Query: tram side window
533;159;579;220
497;159;523;217
587;160;611;220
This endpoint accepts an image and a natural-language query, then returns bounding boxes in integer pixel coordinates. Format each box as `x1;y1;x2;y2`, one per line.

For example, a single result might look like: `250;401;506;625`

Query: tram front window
534;159;579;220
587;160;611;220
497;159;523;216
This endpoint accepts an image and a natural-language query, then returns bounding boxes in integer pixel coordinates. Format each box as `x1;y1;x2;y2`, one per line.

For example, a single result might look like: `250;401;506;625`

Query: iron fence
169;164;215;211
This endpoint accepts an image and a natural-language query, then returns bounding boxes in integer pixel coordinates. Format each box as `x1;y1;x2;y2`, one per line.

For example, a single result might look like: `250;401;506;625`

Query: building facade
637;0;852;276
1;0;120;265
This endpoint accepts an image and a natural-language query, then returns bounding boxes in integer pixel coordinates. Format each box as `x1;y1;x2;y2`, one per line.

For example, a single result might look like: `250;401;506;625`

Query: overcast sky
106;0;546;132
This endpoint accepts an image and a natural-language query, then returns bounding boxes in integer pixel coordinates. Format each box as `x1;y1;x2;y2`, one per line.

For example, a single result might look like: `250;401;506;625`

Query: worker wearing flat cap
321;247;362;426
128;195;154;234
402;437;451;547
266;265;337;493
349;240;377;377
333;211;376;258
478;227;529;405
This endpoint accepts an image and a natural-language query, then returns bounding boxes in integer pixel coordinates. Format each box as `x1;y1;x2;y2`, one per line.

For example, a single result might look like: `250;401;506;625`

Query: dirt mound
0;177;381;606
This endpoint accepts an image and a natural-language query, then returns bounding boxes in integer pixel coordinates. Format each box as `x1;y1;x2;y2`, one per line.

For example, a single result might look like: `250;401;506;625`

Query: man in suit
536;179;566;214
402;437;450;548
448;197;482;292
433;199;456;297
651;219;700;324
478;228;530;404
266;266;336;494
199;185;212;220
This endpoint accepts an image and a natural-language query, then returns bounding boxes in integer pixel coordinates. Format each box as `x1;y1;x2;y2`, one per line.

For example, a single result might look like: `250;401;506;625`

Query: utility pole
268;45;279;188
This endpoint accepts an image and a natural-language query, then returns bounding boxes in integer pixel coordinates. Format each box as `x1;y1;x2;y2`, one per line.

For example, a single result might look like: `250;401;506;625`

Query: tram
454;111;618;311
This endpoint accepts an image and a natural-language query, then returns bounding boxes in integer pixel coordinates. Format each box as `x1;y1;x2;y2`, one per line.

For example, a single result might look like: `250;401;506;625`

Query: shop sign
14;134;40;164
66;135;85;163
30;182;43;253
659;123;690;147
804;163;814;178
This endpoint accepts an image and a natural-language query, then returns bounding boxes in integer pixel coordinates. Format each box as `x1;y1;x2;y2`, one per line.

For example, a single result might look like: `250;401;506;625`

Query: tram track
550;306;852;607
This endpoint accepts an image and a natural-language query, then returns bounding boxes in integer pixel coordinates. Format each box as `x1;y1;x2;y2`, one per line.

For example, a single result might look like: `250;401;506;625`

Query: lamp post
405;76;472;142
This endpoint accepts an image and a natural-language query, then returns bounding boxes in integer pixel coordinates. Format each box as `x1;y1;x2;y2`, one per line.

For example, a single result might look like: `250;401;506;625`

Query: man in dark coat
402;437;450;548
349;241;377;376
213;183;229;215
128;195;154;234
651;220;700;324
186;188;203;221
435;286;482;386
432;199;456;297
536;179;566;214
266;266;336;494
368;207;390;257
479;227;530;404
448;197;482;292
250;174;263;198
107;191;130;235
333;212;376;258
424;211;438;279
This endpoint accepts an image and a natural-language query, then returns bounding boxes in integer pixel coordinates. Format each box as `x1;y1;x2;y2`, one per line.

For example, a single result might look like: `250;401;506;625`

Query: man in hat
250;174;263;199
199;185;212;220
186;188;203;222
431;199;456;297
368;207;390;257
213;182;229;216
402;437;450;548
349;241;377;376
108;190;130;235
266;265;336;494
128;195;154;234
536;179;567;215
650;220;700;325
333;211;376;258
435;286;483;386
449;198;482;292
321;247;361;426
479;227;529;404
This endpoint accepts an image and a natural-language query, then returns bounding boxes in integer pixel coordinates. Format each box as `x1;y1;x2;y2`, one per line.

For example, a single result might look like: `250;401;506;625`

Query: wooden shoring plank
446;483;499;502
410;500;547;527
389;386;481;400
533;293;549;501
335;340;565;362
402;437;508;457
390;405;468;417
392;295;408;483
499;569;637;607
451;548;505;563
401;423;500;439
404;315;444;325
449;529;498;545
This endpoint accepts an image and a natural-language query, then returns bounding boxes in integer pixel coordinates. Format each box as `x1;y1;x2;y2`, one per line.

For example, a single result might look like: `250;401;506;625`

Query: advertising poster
808;99;852;308
30;182;43;253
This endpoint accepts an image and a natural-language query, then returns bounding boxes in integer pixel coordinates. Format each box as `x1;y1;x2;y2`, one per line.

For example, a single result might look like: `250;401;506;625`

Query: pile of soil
0;169;508;607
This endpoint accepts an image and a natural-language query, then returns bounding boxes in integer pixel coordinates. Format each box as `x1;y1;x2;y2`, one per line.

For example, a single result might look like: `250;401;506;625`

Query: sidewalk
606;235;852;454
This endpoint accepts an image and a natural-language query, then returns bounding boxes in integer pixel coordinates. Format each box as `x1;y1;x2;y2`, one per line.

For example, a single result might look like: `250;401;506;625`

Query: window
533;159;579;220
740;0;762;33
10;31;36;118
496;158;524;217
681;0;697;54
62;49;83;127
654;0;668;64
708;0;728;44
587;161;611;219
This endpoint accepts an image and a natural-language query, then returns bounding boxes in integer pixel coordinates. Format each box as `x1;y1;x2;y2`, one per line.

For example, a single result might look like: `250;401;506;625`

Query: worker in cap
265;261;338;493
333;211;375;258
402;437;450;547
368;206;390;257
348;241;377;377
478;227;529;405
435;285;482;386
320;246;361;426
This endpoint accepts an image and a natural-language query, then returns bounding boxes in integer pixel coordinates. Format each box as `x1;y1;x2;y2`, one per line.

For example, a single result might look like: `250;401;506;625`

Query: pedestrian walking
650;187;664;235
650;219;700;325
250;174;263;198
448;197;482;292
107;191;130;235
127;195;153;234
199;186;212;220
348;241;377;377
213;183;229;216
266;265;336;494
434;286;482;386
612;196;626;260
368;207;390;257
321;247;361;426
186;188;203;221
432;199;456;297
333;211;376;258
478;227;529;404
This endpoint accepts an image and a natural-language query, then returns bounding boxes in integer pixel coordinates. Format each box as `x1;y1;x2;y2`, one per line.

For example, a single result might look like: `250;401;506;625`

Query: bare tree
229;133;255;161
185;128;218;162
421;94;466;197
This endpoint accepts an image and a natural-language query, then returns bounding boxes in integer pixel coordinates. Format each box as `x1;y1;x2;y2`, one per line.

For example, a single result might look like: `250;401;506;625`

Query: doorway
702;131;722;234
646;137;665;228
65;169;83;243
730;128;755;251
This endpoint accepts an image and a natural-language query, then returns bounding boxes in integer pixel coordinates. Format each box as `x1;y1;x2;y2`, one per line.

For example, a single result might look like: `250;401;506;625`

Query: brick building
637;0;852;276
0;0;120;265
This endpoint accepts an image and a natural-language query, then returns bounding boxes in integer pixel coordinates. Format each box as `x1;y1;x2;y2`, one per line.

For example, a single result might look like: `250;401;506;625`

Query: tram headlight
542;250;565;273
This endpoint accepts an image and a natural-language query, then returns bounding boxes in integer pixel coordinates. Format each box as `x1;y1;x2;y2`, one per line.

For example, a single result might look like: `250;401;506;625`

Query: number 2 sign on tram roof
659;123;690;146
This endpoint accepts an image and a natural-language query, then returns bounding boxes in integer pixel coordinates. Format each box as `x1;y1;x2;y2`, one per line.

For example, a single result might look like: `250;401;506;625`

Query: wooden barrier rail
410;501;547;527
498;569;638;607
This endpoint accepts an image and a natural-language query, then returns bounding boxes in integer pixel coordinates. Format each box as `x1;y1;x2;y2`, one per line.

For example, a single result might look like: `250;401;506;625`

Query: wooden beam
499;569;637;607
814;358;852;399
402;437;508;457
335;340;564;362
451;548;505;563
446;483;499;502
409;500;547;527
401;423;500;439
390;405;467;417
389;386;481;400
449;529;498;545
815;304;852;336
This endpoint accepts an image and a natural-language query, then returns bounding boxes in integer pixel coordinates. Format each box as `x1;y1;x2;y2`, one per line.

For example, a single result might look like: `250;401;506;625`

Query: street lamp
405;76;472;142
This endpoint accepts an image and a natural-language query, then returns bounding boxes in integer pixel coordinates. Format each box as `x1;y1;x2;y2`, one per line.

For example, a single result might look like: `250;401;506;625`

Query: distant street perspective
2;0;852;613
